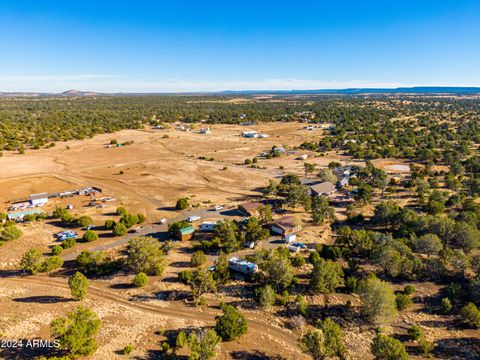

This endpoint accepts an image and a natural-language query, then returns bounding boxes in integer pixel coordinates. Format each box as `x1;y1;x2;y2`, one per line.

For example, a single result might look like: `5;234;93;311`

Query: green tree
112;222;128;236
126;237;165;275
244;217;270;245
189;268;217;299
215;304;248;341
187;328;221;360
77;216;93;228
299;329;326;360
50;306;101;358
309;258;344;303
258;205;273;224
213;252;230;284
20;248;43;274
214;220;239;253
319;318;345;358
39;256;64;273
176;197;189;210
82;230;98;242
304;162;316;178
104;219;115;230
317;168;337;183
120;213;139;228
311;195;335;225
460;302;480;328
395;294;413;311
260;249;295;290
191;250;207;267
414;233;443;257
256;284;276;309
358;276;397;326
116;207;127;216
133;272;148;287
371;333;409;360
68;271;89;300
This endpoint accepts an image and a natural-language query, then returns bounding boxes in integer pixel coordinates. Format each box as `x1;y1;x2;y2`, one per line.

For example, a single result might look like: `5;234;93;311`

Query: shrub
256;285;276;309
358;276;397;325
395;294;413;311
178;270;194;284
371;333;409;360
441;297;452;314
104;219;115;230
116;207;127;216
133;272;148;287
215;304;248;341
113;223;127;236
419;338;435;355
403;285;416;296
0;225;22;241
460;302;480;328
77;216;93;228
68;272;89;300
82;230;98;242
62;237;76;249
191;250;207;267
39;256;64;273
175;197;189;210
20;248;43;274
51;245;63;256
122;344;134;355
291;254;306;267
50;306;101;358
407;325;423;341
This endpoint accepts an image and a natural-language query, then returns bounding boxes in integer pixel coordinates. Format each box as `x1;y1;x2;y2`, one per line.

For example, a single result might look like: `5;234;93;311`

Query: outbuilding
176;226;195;241
29;193;48;206
310;181;337;196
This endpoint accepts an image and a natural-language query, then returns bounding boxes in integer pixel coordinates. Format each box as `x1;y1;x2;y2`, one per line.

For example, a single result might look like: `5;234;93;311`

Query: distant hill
0;86;479;97
219;87;480;95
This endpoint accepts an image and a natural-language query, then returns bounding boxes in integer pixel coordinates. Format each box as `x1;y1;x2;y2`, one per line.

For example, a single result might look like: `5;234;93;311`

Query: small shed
176;226;195;241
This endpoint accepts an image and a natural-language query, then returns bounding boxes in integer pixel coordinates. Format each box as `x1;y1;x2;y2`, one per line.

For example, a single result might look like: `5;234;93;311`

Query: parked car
159;218;167;224
85;225;95;230
187;215;201;222
213;205;224;211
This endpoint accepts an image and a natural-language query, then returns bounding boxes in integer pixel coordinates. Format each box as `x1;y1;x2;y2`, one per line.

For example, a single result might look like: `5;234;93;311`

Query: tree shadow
13;295;72;304
433;337;480;359
110;283;135;289
230;350;287;360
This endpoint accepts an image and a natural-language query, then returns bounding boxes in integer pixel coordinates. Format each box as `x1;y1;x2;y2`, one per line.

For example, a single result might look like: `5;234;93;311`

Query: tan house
270;216;302;236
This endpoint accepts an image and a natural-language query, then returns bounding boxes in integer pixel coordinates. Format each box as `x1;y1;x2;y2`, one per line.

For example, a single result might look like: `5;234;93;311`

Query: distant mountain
219;87;480;95
60;89;104;97
0;86;479;97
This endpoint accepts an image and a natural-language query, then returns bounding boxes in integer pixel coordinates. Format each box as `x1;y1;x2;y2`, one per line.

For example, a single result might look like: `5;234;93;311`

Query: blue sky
0;0;479;92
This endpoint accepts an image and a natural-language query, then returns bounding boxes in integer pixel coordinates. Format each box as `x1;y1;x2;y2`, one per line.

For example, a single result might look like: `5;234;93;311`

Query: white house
29;193;48;206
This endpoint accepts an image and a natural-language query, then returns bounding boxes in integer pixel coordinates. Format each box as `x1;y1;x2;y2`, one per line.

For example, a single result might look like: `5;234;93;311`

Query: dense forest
3;95;479;154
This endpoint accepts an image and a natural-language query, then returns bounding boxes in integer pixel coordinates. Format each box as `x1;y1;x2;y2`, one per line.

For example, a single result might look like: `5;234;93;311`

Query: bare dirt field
1;123;478;359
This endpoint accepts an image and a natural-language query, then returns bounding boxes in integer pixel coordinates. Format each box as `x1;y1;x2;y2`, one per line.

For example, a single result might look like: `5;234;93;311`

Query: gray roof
310;181;336;195
29;192;48;201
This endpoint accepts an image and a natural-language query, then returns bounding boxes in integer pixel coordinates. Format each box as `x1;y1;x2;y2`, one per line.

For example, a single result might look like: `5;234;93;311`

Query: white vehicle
285;233;297;244
159;218;167;224
228;257;258;274
244;241;256;249
287;244;301;253
213;205;224;211
187;215;201;222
